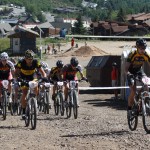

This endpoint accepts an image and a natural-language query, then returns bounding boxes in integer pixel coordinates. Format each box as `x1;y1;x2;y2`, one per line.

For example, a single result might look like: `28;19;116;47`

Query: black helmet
112;62;117;66
136;38;147;48
56;60;64;68
25;50;34;59
70;57;79;67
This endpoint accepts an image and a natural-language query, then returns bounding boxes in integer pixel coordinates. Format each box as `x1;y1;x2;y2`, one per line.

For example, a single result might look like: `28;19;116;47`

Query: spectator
71;37;75;50
47;44;51;54
111;62;119;100
57;43;61;52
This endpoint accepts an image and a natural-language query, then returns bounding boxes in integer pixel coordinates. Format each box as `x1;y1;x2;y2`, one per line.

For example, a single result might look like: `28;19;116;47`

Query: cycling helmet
56;60;64;68
136;38;147;49
70;57;78;67
25;50;34;58
112;62;117;67
0;52;9;60
41;61;49;70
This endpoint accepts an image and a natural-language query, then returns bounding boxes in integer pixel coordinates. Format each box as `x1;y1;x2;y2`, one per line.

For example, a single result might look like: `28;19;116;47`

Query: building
7;25;39;55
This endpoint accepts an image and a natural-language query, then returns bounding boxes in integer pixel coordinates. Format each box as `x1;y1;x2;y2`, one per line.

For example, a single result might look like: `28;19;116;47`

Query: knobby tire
73;90;78;119
31;98;37;130
127;102;138;131
142;97;150;133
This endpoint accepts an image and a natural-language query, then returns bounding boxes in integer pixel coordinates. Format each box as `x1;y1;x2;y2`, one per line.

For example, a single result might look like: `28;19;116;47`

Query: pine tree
73;15;87;35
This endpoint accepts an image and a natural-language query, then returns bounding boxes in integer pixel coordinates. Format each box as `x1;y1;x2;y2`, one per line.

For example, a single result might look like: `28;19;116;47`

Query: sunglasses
27;58;33;61
138;47;146;51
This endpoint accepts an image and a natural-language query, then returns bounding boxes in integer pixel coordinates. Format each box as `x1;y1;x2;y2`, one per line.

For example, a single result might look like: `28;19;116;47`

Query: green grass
0;38;10;53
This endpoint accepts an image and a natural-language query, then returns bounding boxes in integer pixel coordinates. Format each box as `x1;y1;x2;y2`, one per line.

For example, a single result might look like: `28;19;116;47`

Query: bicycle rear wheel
31;98;37;130
142;97;150;133
2;91;7;120
73;91;78;119
10;102;14;116
127;102;138;131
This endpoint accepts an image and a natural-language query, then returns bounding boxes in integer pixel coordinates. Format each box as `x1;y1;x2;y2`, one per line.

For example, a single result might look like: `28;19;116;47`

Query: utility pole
40;29;42;59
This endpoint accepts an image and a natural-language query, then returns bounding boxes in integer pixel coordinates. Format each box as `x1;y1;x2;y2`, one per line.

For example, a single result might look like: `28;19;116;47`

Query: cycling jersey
62;64;82;80
16;59;41;80
0;60;15;80
50;67;61;81
126;48;150;74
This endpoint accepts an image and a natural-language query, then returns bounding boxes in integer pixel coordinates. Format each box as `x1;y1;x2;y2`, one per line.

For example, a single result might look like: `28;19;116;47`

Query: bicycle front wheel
127;102;138;131
142;97;150;133
44;91;50;114
30;98;37;130
54;95;59;115
73;90;78;119
25;104;30;127
66;94;72;118
59;92;64;116
2;91;7;120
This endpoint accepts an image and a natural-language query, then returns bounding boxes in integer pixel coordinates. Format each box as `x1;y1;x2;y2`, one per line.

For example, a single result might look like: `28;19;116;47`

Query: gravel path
0;92;150;150
2;41;150;150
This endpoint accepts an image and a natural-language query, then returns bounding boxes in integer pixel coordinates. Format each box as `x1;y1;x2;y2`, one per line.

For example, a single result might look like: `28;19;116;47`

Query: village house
7;25;39;55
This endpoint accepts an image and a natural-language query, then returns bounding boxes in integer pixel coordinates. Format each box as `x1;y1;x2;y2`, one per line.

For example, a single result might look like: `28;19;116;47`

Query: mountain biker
12;57;23;113
125;38;150;117
41;62;51;77
48;60;64;100
0;52;15;113
15;50;46;119
62;57;87;106
36;61;51;79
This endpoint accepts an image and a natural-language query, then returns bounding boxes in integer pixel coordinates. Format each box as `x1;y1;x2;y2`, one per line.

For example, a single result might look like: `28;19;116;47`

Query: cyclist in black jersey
48;60;64;100
125;38;150;117
15;50;46;119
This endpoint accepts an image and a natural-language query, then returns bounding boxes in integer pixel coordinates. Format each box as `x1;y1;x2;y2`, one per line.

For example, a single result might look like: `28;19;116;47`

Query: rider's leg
128;85;136;110
52;84;56;100
21;87;28;115
64;83;68;102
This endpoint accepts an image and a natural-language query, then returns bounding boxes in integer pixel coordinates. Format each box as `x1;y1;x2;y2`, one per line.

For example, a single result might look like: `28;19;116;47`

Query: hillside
0;0;150;21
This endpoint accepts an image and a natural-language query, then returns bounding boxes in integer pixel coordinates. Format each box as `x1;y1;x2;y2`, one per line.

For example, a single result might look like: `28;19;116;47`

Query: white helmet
41;61;49;70
1;52;9;60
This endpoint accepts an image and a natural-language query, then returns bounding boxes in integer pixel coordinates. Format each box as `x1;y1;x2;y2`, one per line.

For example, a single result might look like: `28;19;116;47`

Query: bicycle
127;75;150;133
53;81;64;116
65;79;87;119
12;80;22;115
18;78;38;130
38;80;51;114
1;79;14;120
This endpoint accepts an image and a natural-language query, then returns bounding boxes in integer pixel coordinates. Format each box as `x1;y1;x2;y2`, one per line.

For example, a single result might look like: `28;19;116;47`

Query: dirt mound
63;45;109;57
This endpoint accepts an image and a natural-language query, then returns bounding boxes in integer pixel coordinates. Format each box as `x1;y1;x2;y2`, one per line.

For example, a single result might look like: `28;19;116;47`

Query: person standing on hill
71;37;75;50
47;44;51;54
111;62;119;100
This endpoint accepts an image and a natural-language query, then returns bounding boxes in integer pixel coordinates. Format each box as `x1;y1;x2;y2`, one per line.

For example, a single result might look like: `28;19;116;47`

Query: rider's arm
125;62;131;76
39;67;46;78
14;68;21;78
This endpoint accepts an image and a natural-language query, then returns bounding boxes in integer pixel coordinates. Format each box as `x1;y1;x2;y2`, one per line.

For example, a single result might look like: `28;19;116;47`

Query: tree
73;15;87;35
116;7;126;22
37;12;46;23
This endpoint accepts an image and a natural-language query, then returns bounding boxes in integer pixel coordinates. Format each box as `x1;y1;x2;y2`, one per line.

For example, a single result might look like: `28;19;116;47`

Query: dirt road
0;92;150;150
1;41;150;150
